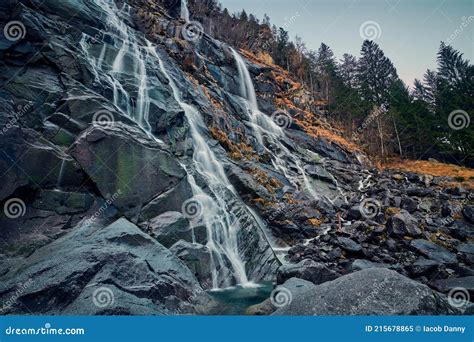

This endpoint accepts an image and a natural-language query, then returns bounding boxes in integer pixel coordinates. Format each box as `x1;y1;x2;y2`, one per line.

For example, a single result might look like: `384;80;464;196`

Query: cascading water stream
56;159;67;190
80;0;154;134
231;48;322;202
147;43;259;289
181;0;190;22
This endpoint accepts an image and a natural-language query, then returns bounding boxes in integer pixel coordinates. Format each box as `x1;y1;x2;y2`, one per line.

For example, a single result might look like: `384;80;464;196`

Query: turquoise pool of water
207;281;274;315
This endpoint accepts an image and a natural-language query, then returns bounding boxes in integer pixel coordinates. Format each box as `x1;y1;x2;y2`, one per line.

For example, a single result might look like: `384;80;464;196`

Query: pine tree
434;43;473;164
358;40;398;106
437;42;469;87
422;69;438;111
357;40;400;157
240;10;248;21
272;28;289;68
315;43;337;102
339;53;358;88
315;43;336;74
262;14;271;27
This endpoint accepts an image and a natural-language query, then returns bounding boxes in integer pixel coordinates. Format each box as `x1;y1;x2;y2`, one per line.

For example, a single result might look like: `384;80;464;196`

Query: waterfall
78;0;270;289
233;49;258;110
181;0;190;22
231;48;282;146
79;0;153;134
56;159;66;190
231;48;322;201
147;43;261;289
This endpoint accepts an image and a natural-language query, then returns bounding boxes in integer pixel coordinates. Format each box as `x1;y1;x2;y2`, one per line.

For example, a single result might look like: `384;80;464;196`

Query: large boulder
0;218;210;314
70;124;187;217
277;259;339;285
141;211;207;248
170;240;215;289
0;188;102;259
387;210;421;237
273;268;460;315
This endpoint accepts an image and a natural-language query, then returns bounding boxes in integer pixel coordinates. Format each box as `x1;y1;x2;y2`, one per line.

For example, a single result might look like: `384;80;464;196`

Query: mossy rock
71;125;186;217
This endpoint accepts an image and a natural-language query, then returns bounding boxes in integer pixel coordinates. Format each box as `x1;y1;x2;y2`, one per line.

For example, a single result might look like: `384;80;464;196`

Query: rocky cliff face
0;0;472;315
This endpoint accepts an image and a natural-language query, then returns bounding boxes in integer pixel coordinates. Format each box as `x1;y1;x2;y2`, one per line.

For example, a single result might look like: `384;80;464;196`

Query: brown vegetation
380;159;474;189
248;167;283;193
210;127;257;161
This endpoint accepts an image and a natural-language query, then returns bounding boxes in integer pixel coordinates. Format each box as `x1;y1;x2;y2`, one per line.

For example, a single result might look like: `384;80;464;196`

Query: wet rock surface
0;218;210;314
276;259;340;285
70;124;187;218
273;269;462;315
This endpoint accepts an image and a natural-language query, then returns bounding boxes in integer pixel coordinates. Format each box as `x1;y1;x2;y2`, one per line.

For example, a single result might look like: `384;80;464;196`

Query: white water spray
56;159;67;190
231;48;322;201
80;0;154;135
181;0;190;22
148;43;258;288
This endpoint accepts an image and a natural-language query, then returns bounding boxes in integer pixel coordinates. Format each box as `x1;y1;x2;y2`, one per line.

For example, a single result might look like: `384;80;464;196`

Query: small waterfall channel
231;48;322;202
181;0;190;22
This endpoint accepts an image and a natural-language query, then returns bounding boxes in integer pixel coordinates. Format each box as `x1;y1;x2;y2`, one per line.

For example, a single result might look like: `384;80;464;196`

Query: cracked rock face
70;124;187;218
0;218;211;315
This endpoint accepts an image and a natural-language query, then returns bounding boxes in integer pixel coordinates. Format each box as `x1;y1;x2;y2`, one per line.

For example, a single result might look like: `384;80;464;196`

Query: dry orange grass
210;127;257;161
380;159;474;189
294;118;362;153
307;218;323;227
240;49;282;71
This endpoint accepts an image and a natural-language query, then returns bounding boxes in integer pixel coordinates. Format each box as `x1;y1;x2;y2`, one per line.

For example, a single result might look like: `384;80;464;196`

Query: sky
218;0;473;86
